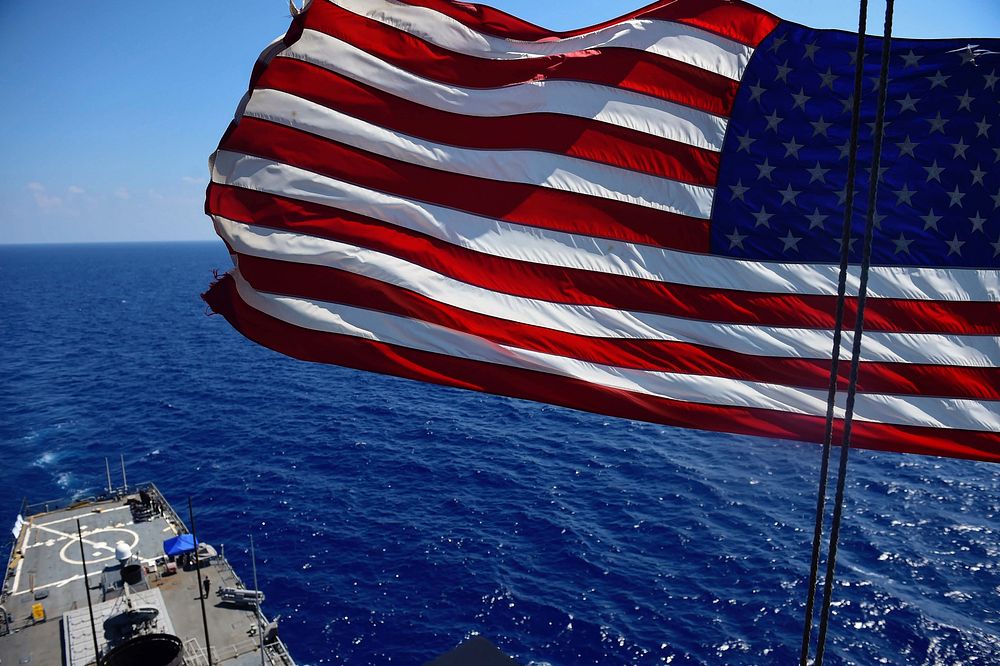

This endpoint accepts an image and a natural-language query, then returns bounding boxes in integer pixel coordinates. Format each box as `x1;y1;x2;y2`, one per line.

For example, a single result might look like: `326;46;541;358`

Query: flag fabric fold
204;0;1000;462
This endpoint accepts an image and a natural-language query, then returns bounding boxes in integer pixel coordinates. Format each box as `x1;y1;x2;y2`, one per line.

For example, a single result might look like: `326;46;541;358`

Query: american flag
204;0;1000;463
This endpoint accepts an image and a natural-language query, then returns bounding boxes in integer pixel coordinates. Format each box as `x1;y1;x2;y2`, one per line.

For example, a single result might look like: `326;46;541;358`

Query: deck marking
10;570;102;596
30;522;140;566
58;527;139;566
11;557;23;593
34;504;130;529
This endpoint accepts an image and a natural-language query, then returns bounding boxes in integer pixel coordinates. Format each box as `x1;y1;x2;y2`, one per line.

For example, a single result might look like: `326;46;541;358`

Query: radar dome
115;541;133;562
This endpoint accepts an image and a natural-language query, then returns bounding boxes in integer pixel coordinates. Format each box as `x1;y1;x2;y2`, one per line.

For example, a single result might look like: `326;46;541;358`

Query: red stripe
208;183;1000;337
383;0;780;48
232;252;1000;401
203;272;1000;463
220;117;711;252
257;57;718;186
302;1;738;117
645;0;779;46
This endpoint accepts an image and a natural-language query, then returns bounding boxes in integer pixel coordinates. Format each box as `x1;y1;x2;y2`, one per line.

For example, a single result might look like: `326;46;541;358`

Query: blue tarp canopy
162;534;198;556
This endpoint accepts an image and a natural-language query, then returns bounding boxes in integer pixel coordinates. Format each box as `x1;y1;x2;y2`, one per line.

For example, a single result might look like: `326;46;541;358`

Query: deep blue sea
0;242;997;665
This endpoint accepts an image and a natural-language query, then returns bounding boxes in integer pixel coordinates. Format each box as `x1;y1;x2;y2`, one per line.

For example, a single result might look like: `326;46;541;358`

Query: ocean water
0;242;997;665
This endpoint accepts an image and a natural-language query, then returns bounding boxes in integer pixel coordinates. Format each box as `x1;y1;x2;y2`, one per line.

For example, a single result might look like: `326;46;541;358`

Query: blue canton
711;23;1000;268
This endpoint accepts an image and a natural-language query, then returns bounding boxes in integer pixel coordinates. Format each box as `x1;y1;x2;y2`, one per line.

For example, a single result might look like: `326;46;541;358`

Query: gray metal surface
64;588;176;666
0;485;295;666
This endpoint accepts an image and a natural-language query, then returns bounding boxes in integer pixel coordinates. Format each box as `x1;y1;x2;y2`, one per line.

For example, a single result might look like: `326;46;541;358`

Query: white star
969;211;987;233
840;94;856;114
753;207;774;228
836;186;850;205
730;179;749;201
895;135;919;157
780;230;802;252
994;147;1000;163
749;82;766;102
848;236;859;255
810;116;832;138
952;137;970;159
838;142;852;160
946;234;965;256
956;44;978;66
765;110;783;132
867;166;889;182
803;42;820;61
955;90;975;111
769;35;787;53
783;137;803;159
865;119;890;135
986;69;999;91
819;68;838;90
726;228;748;250
775;61;792;83
892;233;914;255
736;130;756;153
927;70;951;89
923;160;944;183
947;185;966;207
993;236;1000;257
806;208;828;229
894;184;916;206
971;164;987;186
779;184;800;206
926;112;949;134
976;116;992;137
896;93;920;113
992;189;1000;209
807;162;829;184
756;158;776;181
901;50;923;68
791;88;811;110
920;209;942;231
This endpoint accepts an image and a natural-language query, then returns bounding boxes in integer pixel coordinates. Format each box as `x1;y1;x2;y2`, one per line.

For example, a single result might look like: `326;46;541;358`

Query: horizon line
0;238;220;248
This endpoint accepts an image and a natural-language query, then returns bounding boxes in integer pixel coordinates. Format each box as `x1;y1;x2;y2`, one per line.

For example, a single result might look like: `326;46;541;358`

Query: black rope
814;2;895;664
798;2;870;663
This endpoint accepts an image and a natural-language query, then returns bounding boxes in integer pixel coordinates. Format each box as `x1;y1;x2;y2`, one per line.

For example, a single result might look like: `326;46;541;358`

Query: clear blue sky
1;1;997;244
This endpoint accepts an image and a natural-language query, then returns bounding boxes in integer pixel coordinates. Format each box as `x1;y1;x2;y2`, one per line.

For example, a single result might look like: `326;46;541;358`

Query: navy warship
0;465;296;666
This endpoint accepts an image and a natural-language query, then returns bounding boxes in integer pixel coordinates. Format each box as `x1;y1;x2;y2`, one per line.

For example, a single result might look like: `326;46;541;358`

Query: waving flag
204;0;1000;462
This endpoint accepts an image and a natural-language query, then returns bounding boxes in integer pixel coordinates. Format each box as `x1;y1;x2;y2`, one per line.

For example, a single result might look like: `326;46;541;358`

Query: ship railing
22;490;103;518
141;482;189;535
0;534;16;611
1;506;30;612
17;479;179;520
183;635;293;666
19;482;184;530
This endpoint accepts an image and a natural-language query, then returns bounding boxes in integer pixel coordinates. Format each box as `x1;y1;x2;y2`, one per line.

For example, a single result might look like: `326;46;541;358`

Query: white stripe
210;152;1000;303
231;270;1000;433
217;216;1000;368
327;0;753;81
277;30;728;152
243;88;714;219
11;541;24;592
